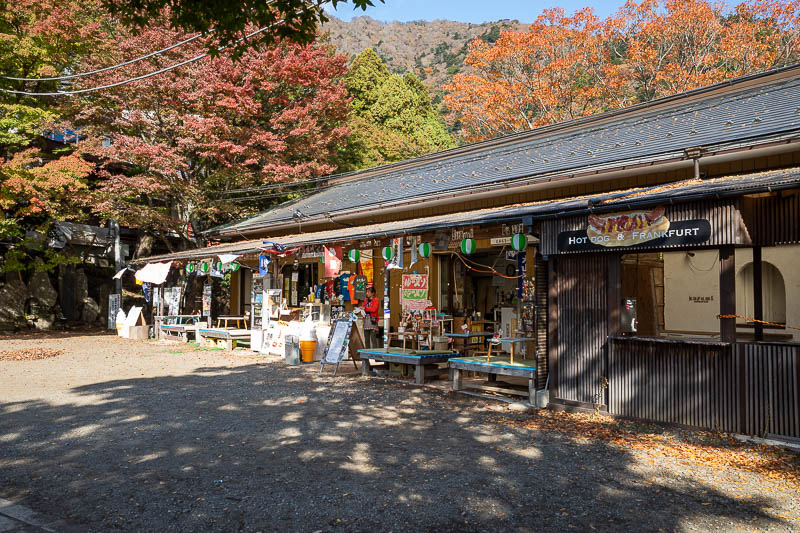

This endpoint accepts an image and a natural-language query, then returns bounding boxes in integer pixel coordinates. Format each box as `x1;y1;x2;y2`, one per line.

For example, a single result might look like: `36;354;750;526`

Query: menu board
323;319;352;365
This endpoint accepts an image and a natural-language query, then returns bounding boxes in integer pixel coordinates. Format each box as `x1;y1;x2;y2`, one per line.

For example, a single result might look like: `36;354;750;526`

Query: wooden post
548;257;559;401
753;246;763;342
451;367;462;392
606;253;622;409
361;358;371;377
719;246;736;343
414;363;424;385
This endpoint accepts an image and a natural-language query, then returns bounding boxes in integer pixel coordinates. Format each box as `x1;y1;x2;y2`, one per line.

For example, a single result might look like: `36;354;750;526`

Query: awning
112;267;128;280
134;261;173;285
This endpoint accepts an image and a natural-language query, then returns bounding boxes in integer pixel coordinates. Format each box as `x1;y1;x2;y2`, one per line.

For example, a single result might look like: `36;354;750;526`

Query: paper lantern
348;249;360;262
230;262;240;272
214;261;223;271
199;262;210;274
510;233;528;251
185;263;195;273
460;238;476;255
382;246;394;261
418;242;431;258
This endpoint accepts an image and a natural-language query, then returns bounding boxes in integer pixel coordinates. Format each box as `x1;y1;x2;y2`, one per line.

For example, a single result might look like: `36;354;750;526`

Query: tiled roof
134;166;800;264
209;65;800;236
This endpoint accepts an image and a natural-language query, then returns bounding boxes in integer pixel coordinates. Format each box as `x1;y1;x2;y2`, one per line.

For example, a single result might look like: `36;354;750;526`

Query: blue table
358;349;458;384
445;332;496;357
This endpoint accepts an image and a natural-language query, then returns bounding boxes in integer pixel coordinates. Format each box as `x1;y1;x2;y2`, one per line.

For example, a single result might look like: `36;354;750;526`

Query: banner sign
108;294;120;329
556;206;711;252
401;274;430;311
324;246;342;278
258;254;271;276
202;283;212;317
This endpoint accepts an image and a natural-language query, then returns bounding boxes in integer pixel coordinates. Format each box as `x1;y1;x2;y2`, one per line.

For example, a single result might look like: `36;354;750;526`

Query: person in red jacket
363;286;380;349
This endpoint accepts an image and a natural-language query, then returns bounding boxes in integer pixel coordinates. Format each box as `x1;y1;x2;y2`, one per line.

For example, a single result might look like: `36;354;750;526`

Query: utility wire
0;30;214;82
0;17;288;96
2;0;285;83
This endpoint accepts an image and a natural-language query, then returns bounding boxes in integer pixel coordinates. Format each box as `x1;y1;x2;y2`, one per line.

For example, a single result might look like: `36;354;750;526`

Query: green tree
339;48;454;171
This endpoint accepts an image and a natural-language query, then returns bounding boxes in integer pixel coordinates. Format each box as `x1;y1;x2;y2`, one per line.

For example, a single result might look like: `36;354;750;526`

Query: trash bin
284;335;300;365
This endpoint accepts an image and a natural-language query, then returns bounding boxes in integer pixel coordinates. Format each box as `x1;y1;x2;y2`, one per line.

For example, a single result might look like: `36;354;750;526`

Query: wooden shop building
133;65;800;440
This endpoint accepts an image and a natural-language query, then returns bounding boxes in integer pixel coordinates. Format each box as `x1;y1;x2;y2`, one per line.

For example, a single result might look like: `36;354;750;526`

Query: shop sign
491;234;536;247
401;274;430;311
108;293;120;329
449;228;473;250
501;223;525;236
202;283;212;317
556;206;711;252
300;245;324;258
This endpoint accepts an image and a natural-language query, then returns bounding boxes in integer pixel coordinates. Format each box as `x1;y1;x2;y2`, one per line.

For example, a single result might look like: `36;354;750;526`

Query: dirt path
1;333;798;532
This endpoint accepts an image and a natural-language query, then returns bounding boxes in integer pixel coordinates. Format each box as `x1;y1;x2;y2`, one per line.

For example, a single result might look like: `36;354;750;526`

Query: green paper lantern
185;263;195;273
510;233;528;252
230;262;240;272
199;262;210;274
348;249;360;262
214;261;223;271
382;246;394;261
418;242;431;258
460;238;476;255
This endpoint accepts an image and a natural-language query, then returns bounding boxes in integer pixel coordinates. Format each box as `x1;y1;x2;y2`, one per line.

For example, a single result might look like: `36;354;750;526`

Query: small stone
508;401;533;413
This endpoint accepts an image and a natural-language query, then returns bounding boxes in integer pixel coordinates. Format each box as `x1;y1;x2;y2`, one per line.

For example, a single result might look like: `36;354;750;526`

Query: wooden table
449;356;538;404
445;332;496;358
216;316;247;329
493;337;533;363
159;323;199;343
358;349;457;385
198;328;251;350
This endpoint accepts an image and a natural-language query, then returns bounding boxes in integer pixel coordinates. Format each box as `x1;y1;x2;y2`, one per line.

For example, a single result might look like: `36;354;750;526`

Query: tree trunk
134;230;155;259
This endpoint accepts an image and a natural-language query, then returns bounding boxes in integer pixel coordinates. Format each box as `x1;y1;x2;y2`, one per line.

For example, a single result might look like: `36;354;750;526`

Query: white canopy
134;261;173;285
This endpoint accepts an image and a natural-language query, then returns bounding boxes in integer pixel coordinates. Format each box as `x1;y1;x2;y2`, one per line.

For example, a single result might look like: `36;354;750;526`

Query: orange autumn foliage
445;0;800;142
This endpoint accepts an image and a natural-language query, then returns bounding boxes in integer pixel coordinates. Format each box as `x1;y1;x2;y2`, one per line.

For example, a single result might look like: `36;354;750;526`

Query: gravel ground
0;332;798;532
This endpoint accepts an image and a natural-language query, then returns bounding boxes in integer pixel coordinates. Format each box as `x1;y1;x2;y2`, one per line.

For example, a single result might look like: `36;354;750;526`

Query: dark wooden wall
551;254;610;406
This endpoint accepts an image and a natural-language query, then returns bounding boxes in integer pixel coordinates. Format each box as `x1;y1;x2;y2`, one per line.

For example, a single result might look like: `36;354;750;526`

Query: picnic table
197;328;250;350
358;348;458;384
216;316;248;329
444;332;496;358
449;356;538;404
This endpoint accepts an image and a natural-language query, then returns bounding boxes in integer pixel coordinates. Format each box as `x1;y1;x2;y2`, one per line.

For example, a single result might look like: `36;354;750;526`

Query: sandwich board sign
319;317;363;375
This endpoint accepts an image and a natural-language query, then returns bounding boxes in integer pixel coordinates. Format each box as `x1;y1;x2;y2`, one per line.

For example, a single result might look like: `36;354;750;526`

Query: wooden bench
197;328;251;350
159;323;199;342
449;356;538;404
358;349;457;385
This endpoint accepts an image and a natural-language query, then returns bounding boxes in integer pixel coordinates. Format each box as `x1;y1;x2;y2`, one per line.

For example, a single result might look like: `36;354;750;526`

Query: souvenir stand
445;231;540;404
192;260;252;350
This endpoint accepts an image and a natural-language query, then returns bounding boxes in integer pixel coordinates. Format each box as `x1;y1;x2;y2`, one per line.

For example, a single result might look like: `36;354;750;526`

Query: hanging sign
202;283;212;317
258;254;271;276
347;249;361;262
418;242;431;258
460;238;477;254
556;206;711;252
401;274;430;311
324;246;343;278
359;250;374;282
168;286;181;316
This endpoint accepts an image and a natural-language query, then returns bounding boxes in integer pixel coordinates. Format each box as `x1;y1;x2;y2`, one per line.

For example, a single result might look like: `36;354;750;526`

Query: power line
0;30;214;82
0;18;287;96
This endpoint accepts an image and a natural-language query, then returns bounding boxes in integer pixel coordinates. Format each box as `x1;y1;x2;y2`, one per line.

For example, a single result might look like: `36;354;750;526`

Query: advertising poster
401;274;430;311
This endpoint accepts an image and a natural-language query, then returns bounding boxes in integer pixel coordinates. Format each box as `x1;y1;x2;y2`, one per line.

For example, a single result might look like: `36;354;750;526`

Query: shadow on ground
0;362;789;532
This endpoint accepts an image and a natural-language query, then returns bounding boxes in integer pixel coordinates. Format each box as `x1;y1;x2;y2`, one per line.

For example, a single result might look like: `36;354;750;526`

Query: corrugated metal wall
608;338;738;432
740;343;800;439
554;255;609;405
742;193;800;245
606;339;800;439
541;200;743;256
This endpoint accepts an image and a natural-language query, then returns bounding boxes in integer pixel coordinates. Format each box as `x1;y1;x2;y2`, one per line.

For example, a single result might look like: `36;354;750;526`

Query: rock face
0;279;27;331
27;271;58;310
74;269;89;303
81;297;100;324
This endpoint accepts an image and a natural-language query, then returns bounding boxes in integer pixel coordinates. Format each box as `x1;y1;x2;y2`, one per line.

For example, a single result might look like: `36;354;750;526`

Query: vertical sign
401;274;430;311
202;283;212;317
108;294;121;329
168;287;181;316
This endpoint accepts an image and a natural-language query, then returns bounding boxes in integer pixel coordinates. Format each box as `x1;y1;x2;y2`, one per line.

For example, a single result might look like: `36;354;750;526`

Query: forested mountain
322;16;528;107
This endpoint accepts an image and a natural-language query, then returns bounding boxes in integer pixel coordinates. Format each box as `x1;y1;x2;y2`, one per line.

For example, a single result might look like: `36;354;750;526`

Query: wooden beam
548;257;559;400
753;246;764;342
719;246;736;343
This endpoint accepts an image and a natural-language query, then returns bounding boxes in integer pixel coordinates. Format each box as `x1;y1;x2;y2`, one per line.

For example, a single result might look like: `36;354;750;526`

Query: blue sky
326;1;630;24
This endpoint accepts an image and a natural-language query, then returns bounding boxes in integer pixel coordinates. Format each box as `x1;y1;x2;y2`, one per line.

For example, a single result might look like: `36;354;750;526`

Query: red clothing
364;296;379;322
